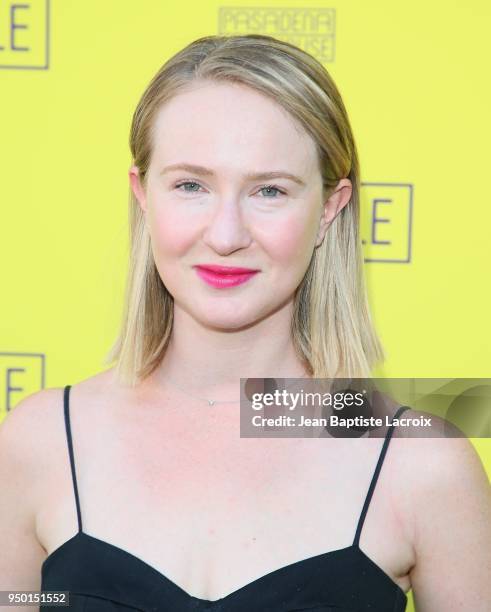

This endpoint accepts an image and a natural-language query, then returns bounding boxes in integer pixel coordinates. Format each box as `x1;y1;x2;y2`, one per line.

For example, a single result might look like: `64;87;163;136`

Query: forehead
150;81;319;177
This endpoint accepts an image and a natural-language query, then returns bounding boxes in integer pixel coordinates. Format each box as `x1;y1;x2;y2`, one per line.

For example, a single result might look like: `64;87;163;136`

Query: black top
41;385;410;611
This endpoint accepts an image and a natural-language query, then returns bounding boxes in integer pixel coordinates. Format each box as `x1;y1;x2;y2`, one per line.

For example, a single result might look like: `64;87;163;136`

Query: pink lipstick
194;264;259;288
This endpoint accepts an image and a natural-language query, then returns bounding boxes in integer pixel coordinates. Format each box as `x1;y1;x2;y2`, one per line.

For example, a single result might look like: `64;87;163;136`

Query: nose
201;197;252;255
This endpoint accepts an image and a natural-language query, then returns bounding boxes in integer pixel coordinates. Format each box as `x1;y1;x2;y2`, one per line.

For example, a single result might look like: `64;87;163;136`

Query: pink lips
194;265;259;288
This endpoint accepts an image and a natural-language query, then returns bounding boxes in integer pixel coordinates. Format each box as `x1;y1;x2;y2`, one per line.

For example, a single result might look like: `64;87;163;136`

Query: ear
128;165;147;214
315;178;353;247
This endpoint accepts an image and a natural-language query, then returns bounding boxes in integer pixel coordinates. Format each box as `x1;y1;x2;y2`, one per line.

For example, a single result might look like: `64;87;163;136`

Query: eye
257;184;286;198
173;181;287;199
174;180;203;193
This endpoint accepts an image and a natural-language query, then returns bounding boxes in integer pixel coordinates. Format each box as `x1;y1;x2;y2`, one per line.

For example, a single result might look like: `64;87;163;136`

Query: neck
151;303;310;397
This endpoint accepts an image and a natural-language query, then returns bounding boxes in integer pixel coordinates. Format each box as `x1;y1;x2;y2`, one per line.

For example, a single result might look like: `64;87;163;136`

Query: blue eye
175;181;202;193
173;181;287;198
258;185;286;198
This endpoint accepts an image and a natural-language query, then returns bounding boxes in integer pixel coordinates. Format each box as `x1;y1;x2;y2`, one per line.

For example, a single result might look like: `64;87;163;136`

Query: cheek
149;206;199;257
257;214;317;267
147;207;200;295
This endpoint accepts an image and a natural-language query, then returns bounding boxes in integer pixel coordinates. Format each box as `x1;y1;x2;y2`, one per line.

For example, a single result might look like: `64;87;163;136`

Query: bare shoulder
391;406;488;485
68;366;135;413
0;387;66;463
389;406;489;508
388;408;491;610
0;367;124;507
0;367;119;460
0;387;66;591
0;369;119;592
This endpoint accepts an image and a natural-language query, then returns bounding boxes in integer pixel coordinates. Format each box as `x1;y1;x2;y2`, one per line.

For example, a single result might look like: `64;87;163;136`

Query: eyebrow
160;163;307;187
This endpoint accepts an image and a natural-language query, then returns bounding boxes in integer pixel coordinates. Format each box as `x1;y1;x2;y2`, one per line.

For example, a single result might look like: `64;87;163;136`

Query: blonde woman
1;34;490;612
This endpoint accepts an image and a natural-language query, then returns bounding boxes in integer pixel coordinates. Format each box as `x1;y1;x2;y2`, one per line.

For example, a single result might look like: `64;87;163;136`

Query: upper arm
408;434;491;611
0;389;61;598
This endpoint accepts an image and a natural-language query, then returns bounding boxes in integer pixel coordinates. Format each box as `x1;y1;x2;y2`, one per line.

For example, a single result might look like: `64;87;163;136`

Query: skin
0;80;489;612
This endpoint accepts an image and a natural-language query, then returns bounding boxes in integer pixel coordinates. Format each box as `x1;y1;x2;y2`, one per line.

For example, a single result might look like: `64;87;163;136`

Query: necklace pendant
208;399;215;406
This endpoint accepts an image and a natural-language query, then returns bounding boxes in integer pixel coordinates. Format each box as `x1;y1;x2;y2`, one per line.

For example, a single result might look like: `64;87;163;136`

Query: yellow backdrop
1;2;490;609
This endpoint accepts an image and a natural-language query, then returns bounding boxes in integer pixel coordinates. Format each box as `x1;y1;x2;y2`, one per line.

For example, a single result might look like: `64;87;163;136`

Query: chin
200;313;257;332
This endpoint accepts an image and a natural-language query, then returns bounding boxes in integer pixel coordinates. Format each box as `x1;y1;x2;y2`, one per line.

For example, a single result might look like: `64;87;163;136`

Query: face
129;80;352;330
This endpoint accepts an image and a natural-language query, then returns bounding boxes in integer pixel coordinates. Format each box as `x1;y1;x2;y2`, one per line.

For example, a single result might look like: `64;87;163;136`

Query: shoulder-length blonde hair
104;34;384;387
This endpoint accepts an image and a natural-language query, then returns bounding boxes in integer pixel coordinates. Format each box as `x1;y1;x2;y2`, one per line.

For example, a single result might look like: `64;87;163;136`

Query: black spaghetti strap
63;385;83;533
353;404;411;547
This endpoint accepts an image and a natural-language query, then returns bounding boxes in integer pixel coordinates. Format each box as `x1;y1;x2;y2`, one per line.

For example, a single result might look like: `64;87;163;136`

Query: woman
1;34;490;611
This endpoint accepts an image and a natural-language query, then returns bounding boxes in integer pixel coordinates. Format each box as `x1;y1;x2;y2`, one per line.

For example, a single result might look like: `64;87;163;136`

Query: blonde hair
104;34;385;386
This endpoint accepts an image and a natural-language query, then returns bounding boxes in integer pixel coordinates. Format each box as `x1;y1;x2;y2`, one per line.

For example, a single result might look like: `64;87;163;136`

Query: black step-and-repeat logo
218;6;336;63
0;351;45;417
0;0;50;70
362;183;414;263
